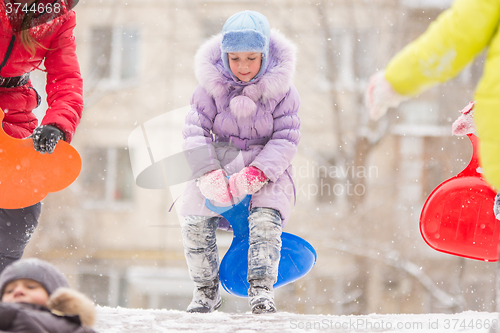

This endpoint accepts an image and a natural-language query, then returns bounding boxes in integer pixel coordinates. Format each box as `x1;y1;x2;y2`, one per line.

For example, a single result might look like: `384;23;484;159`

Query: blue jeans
182;207;282;286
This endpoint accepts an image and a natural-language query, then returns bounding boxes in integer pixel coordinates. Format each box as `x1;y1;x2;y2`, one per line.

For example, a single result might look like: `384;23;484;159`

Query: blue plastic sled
205;195;317;297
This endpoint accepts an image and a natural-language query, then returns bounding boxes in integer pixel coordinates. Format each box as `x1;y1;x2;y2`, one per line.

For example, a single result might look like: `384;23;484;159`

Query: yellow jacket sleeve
385;0;500;96
384;0;500;190
475;23;500;190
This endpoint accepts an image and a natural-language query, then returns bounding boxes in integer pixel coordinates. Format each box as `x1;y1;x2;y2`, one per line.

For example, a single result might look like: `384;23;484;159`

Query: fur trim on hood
47;287;96;327
194;29;297;105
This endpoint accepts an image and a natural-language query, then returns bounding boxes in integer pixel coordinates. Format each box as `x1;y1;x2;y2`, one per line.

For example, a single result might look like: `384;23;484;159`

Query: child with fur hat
180;10;300;314
0;258;97;332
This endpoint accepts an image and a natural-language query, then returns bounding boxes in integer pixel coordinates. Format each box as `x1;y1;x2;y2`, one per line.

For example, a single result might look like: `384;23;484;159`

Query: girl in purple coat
179;10;300;314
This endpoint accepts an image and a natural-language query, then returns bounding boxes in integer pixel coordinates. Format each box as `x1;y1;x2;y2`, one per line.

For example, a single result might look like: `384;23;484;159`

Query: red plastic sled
0;109;81;209
420;134;498;261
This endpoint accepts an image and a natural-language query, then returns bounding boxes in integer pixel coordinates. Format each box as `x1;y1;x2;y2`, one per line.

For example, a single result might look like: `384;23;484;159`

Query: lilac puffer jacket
179;30;301;230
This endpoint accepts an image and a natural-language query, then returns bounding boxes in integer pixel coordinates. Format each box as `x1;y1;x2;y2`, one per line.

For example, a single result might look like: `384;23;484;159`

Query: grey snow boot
182;215;221;313
249;278;276;314
247;207;282;314
187;277;222;313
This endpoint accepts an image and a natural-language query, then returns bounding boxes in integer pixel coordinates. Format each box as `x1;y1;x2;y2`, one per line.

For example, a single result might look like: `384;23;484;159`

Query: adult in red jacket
0;0;83;273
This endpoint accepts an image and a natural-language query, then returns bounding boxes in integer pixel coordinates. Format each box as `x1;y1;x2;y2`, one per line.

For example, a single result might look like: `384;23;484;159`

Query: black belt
216;135;269;150
0;73;30;88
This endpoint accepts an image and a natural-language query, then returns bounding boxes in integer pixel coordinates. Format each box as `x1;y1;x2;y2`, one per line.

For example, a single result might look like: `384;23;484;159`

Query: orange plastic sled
0;109;81;209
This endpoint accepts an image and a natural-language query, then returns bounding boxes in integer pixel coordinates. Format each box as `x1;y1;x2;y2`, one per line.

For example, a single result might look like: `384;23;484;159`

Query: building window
400;0;454;9
317;28;348;90
422;136;471;200
399;101;439;127
81;147;134;209
353;30;379;80
78;273;112;306
316;163;337;203
318;28;380;90
90;26;140;88
201;18;224;40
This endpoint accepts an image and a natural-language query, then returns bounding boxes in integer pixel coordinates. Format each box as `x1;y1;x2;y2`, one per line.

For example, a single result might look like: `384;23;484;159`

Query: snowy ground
94;307;500;333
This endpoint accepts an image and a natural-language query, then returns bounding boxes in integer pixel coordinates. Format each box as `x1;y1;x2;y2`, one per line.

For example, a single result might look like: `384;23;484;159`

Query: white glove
365;71;408;121
451;101;475;136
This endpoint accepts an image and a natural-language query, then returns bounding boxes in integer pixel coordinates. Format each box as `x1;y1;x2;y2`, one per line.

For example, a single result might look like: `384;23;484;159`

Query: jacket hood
195;29;297;106
221;10;270;79
0;0;73;36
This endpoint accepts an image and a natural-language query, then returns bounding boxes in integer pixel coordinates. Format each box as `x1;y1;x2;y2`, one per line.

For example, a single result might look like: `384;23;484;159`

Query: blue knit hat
221;11;271;80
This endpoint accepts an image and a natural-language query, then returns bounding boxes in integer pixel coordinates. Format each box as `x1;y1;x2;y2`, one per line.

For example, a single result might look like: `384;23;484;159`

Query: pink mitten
197;169;232;204
229;166;268;197
451;101;475;136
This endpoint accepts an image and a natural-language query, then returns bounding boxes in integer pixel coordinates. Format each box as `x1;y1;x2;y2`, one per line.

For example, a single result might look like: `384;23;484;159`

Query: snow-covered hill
94;307;499;333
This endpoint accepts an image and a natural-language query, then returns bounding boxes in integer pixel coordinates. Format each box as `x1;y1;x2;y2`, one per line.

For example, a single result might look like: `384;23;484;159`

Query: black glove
32;125;65;154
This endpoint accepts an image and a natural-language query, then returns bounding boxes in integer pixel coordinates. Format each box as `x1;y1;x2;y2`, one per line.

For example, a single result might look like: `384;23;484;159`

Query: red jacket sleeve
40;11;83;143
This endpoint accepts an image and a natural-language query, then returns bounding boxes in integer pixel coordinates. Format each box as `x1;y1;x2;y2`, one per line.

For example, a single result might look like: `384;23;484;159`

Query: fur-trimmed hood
194;29;297;106
48;287;96;327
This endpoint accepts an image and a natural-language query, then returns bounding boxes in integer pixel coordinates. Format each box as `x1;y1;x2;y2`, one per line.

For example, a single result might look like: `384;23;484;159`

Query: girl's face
2;279;49;306
228;52;262;82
